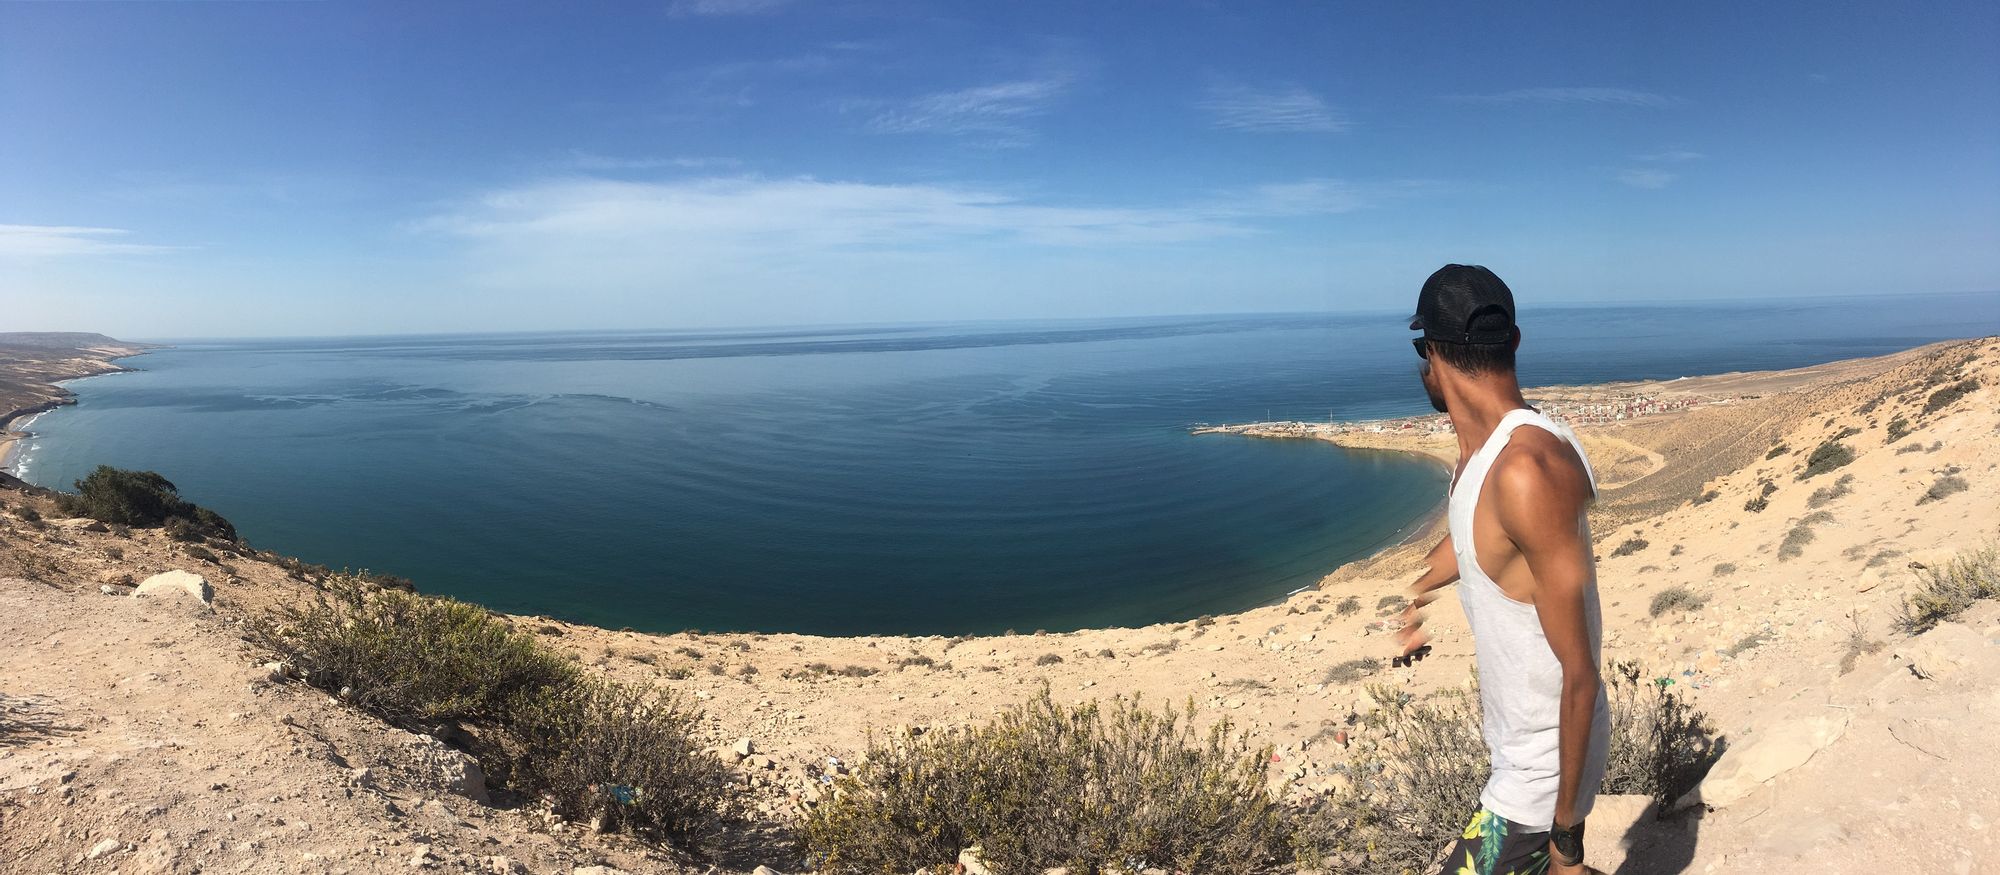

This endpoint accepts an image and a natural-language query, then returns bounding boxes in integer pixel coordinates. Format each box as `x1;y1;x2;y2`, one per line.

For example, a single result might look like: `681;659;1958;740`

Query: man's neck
1447;379;1533;460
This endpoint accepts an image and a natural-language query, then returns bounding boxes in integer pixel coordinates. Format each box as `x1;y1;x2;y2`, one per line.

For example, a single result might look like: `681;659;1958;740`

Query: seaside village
1200;390;1716;438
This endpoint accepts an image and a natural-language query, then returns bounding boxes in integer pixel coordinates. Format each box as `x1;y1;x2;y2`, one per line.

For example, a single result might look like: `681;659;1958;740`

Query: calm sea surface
14;292;1999;634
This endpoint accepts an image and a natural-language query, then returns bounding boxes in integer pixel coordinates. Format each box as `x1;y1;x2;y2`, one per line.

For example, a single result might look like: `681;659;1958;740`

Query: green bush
1797;441;1855;481
1922;378;1979;415
1335;596;1361;616
56;466;237;541
1612;537;1649;558
802;689;1286;875
1764;444;1789;460
1886;416;1911;444
1895;544;2000;635
253;574;732;852
254;575;578;727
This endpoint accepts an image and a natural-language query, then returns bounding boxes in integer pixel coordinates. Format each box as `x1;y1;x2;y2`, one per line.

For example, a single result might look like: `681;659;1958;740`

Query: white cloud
564;151;743;171
667;0;791;16
0;224;179;258
1635;149;1705;163
856;76;1074;147
1197;83;1348;133
1449;87;1684;107
1616;168;1676;189
410;175;1419;294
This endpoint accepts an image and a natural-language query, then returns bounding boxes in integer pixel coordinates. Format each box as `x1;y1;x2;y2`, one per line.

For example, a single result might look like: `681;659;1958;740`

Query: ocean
13;291;1999;635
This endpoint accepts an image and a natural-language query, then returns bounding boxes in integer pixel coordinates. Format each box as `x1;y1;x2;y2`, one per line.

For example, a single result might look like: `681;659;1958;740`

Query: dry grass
1321;658;1381;686
1895;544;2000;635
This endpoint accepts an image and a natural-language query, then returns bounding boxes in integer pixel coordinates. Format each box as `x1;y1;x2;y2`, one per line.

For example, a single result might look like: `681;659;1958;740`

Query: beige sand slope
0;337;1995;873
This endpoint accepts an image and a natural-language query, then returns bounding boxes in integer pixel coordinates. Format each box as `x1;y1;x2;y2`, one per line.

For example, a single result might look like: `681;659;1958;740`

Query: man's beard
1420;363;1448;413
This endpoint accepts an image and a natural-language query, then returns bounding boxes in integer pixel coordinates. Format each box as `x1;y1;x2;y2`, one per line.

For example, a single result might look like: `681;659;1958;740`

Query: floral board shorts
1438;808;1555;875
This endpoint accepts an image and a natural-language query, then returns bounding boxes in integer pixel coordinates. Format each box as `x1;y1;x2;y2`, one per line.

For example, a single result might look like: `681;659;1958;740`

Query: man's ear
1508;326;1523;354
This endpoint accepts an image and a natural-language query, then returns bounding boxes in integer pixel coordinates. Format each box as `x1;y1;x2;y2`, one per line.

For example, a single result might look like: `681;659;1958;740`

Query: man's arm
1492;440;1599;838
1396;534;1459;656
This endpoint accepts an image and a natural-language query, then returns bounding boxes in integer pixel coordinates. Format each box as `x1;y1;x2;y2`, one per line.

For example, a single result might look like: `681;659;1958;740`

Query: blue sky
3;1;1997;337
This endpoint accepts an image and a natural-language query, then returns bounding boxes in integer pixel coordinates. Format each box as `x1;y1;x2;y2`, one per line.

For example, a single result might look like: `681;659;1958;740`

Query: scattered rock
484;857;527;875
132;570;213;608
573;867;633;875
752;867;785;875
398;734;490;804
1897;623;1983;681
86;838;122;860
733;737;757;758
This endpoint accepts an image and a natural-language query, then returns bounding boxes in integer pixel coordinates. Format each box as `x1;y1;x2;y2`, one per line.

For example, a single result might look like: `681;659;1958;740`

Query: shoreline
1;335;1977;639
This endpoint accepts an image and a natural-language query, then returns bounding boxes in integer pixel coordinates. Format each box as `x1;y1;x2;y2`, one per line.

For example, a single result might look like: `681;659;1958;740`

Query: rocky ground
0;337;1995;873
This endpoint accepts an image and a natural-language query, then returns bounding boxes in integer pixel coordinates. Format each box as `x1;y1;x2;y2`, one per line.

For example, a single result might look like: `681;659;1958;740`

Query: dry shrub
253;574;731;852
512;680;731;845
1798;440;1856;480
1895;544;2000;635
1291;685;1486;872
1335;596;1361;616
1917;474;1969;505
1600;661;1723;809
1321;658;1380;686
1778;511;1833;561
1648;585;1706;618
1840;616;1885;675
802;689;1285;875
253;575;578;727
1922;378;1978;415
1297;664;1718;874
1807;473;1854;509
1612;537;1649;558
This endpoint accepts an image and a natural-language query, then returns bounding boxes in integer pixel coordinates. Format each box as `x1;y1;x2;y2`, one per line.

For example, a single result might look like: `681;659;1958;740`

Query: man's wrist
1549;818;1585;866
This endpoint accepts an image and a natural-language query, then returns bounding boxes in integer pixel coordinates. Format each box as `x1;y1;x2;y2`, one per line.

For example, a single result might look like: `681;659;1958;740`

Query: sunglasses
1412;337;1430;359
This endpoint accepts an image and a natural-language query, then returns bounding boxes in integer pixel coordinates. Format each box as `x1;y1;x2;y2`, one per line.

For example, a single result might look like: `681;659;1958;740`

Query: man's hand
1395;596;1429;656
1396;535;1459;657
1545;849;1599;875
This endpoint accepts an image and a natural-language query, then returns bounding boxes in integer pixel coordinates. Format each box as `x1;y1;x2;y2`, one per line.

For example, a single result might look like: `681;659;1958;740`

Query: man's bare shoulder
1490;427;1593;512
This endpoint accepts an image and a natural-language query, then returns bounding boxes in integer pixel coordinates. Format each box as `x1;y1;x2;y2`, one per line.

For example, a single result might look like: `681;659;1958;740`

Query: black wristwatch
1550;819;1585;866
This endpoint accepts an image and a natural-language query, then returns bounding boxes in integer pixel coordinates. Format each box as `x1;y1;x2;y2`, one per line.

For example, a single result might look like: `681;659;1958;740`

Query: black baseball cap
1409;264;1516;344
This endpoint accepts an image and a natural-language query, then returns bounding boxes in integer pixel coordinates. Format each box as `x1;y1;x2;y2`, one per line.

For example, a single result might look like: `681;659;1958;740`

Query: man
1396;264;1611;875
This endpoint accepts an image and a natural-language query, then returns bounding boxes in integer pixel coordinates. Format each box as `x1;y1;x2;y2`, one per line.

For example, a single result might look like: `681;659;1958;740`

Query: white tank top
1448;407;1611;831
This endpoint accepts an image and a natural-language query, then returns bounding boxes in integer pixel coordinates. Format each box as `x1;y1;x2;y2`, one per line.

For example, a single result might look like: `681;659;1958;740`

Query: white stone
956;847;994;875
1688;711;1850;809
132;570;213;607
733;737;756;757
87;838;122;859
1898;623;1984;681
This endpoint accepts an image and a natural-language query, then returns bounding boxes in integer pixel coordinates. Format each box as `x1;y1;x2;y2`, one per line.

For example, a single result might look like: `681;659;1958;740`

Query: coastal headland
1;334;1996;872
0;332;157;472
